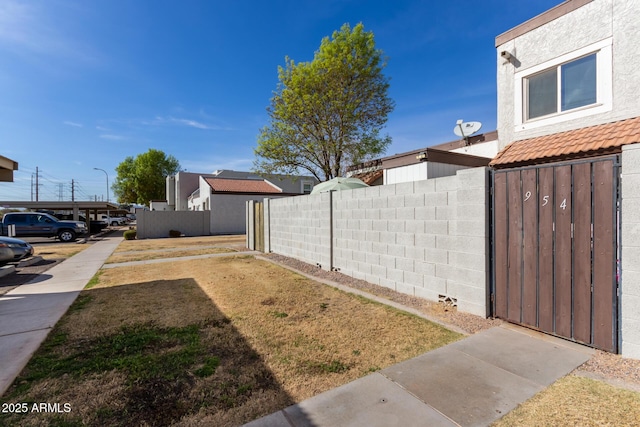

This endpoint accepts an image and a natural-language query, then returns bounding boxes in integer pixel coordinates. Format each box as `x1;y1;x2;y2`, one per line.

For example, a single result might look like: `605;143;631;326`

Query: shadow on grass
0;278;308;427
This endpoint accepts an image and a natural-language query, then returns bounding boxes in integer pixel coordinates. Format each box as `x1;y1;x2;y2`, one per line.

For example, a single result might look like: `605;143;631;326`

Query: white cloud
63;121;83;127
170;117;212;129
148;115;231;131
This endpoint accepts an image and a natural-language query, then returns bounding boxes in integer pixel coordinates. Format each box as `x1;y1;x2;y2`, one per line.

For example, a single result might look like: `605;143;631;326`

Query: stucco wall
384;163;427;184
384;162;470;185
209;194;269;234
175;172;206;211
497;0;640;148
265;167;490;317
136;209;210;239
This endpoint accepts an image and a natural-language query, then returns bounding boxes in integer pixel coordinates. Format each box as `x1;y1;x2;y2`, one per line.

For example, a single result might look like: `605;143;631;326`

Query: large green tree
112;149;180;205
255;23;394;181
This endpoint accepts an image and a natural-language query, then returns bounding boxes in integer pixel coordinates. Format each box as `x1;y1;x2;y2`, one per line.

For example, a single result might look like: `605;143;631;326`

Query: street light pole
94;167;110;225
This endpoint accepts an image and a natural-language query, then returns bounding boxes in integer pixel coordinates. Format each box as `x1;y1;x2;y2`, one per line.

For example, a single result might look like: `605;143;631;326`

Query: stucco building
492;0;640;358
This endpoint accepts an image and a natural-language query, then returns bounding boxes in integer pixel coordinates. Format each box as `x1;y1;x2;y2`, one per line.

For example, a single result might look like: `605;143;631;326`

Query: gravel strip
576;350;640;389
264;253;640;391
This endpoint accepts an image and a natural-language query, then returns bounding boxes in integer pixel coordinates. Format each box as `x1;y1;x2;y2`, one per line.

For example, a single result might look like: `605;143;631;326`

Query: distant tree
254;23;394;181
112;149;180;205
112;157;136;204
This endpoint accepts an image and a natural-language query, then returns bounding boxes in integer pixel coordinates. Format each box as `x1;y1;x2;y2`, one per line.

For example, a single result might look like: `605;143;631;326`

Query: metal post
94;167;110;223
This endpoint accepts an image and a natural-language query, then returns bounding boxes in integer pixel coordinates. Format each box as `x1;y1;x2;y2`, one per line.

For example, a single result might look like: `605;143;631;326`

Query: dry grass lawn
105;247;234;264
493;375;640;426
115;235;246;252
0;255;461;426
33;242;87;260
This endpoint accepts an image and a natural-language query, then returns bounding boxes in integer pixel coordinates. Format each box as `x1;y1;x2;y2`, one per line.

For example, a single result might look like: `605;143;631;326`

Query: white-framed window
302;180;313;194
514;38;612;131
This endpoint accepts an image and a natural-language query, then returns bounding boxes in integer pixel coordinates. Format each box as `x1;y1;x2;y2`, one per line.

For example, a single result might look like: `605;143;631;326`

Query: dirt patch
1;256;461;426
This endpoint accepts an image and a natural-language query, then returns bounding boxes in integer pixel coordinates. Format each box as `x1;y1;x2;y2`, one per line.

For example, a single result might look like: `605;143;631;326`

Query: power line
2;167;112;202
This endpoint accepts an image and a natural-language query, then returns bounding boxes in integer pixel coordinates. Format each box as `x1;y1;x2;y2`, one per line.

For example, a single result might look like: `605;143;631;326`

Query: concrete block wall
621;144;640;359
268;192;332;269
136;209;210;239
266;167;490;317
332;168;489;316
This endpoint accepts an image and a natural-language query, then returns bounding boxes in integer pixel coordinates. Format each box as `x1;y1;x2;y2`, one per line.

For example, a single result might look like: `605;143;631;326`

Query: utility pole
35;167;39;201
71;179;75;202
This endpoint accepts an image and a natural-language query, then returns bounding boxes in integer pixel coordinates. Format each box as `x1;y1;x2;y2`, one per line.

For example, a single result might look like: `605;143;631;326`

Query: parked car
0;243;14;266
0;236;33;265
0;212;87;242
55;214;108;234
99;215;125;226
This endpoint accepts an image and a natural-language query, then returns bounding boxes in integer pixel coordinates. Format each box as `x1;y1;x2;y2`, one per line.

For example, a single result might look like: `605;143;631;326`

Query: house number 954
523;191;567;209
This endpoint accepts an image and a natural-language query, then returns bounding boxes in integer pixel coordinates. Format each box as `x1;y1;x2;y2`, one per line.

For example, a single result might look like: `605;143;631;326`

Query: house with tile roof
491;0;640;358
164;170;317;234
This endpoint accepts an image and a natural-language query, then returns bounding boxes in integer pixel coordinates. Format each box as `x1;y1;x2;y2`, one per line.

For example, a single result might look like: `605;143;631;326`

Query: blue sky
0;0;561;202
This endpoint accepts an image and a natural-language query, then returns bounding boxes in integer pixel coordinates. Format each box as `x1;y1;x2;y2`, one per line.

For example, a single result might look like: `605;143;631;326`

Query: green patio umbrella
310;177;369;194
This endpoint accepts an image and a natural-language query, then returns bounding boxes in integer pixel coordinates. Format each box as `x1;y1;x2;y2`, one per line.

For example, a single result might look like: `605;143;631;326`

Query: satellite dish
453;120;482;138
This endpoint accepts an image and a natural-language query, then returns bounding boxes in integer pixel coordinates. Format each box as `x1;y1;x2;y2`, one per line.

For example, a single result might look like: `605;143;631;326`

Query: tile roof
351;169;383;185
204;178;282;194
490;116;640;167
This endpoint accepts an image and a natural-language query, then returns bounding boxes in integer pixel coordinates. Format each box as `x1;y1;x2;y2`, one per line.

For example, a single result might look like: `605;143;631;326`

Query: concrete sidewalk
246;324;594;427
0;233;123;396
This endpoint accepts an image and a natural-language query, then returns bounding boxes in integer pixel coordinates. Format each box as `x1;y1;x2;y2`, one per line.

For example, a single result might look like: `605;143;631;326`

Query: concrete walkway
0;233;123;396
245;324;594;427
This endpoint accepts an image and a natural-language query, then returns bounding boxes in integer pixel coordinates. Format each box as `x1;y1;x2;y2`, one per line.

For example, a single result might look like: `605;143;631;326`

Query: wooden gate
492;156;619;352
249;201;265;252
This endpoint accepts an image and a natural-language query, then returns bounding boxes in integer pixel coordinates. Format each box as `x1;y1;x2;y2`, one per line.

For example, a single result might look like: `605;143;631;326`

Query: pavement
0;231;123;396
245;324;594;427
0;233;595;426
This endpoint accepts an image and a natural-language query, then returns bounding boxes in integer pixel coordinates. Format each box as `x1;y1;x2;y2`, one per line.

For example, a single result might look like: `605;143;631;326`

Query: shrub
169;230;182;238
123;229;137;240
